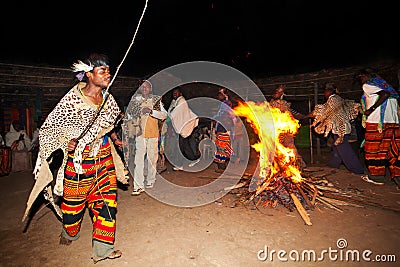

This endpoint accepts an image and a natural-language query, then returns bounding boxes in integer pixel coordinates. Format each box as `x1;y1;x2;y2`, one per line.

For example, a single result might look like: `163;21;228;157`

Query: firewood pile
226;167;400;226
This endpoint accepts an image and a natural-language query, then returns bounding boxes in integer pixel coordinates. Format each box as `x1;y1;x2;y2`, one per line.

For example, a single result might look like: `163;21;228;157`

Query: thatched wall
1;60;399;134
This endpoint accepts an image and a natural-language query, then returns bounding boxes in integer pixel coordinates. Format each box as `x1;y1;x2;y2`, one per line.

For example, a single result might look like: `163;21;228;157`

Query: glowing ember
233;101;303;193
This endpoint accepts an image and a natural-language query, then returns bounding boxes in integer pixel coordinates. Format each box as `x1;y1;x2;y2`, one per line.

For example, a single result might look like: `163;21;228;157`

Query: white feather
71;60;93;73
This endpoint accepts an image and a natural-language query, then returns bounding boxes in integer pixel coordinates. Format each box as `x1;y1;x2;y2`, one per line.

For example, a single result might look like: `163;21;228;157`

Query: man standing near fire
357;68;400;188
269;84;309;169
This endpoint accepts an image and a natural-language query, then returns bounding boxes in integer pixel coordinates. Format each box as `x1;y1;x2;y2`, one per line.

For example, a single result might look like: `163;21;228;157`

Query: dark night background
1;0;398;78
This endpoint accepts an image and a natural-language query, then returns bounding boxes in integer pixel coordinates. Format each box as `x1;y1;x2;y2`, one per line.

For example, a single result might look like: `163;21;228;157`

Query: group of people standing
122;83;207;196
22;53;399;264
307;69;399;187
269;71;399;190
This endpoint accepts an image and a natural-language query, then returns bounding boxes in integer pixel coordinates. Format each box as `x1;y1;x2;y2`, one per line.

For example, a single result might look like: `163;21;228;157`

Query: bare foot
59;235;72;246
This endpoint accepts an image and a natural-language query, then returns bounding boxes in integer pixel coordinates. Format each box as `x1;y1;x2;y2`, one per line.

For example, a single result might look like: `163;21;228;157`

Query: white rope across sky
74;0;149;143
105;0;149;93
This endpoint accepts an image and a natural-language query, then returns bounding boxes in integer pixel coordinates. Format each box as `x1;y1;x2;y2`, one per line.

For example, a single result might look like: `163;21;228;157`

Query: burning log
250;174;315;224
229;176;315;226
296;184;314;209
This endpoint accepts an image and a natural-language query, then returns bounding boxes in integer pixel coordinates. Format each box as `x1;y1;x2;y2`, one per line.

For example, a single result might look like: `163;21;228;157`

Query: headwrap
141;79;153;89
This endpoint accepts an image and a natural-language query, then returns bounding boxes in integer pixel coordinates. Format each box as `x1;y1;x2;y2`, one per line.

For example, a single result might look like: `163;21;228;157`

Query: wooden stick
256;180;272;195
272;199;278;208
311;186;318;205
318;196;363;208
296;184;314;209
316;196;343;212
290;193;312;225
314;184;340;193
322;192;400;213
262;200;270;207
224;181;248;191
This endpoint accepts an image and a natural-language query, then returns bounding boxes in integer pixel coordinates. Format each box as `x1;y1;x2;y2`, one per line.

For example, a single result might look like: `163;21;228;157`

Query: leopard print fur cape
121;93;162;168
311;94;360;146
269;98;292;113
23;83;128;222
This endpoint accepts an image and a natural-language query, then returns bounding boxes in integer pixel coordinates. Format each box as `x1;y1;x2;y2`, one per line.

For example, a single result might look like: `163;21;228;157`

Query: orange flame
233;101;303;188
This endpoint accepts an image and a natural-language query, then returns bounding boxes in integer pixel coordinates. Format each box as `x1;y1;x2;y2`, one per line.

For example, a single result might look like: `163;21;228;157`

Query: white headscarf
5;123;32;151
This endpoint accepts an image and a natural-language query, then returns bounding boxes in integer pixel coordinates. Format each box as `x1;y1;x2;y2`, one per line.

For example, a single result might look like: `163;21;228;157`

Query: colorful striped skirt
61;139;118;245
214;132;233;164
364;122;400;178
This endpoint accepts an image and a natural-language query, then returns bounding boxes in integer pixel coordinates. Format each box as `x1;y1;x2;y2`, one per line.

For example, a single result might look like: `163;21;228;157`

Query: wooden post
314;83;321;163
308;97;313;164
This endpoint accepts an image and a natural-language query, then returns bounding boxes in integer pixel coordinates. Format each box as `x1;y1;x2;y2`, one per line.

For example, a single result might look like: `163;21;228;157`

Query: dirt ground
0;146;399;267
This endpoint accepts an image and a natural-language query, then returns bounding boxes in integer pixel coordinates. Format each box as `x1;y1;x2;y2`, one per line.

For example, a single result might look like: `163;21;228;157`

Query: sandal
361;175;384;186
108;250;122;259
93;250;122;264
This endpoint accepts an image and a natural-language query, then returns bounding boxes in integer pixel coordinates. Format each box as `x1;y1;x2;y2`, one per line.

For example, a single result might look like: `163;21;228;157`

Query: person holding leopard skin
309;83;364;174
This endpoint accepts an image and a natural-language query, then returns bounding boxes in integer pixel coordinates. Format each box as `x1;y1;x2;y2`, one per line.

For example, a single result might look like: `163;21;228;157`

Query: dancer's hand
67;139;77;152
114;139;123;148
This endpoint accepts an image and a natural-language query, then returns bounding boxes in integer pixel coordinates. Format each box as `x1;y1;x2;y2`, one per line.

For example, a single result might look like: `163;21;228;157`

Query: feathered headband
71;60;94;81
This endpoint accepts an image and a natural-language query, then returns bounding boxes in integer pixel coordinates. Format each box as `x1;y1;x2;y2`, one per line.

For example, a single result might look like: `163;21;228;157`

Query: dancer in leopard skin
23;53;129;264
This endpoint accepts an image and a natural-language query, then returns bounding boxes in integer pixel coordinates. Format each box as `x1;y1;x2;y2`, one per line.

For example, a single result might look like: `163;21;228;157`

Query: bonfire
231;100;398;225
233;101;316;225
